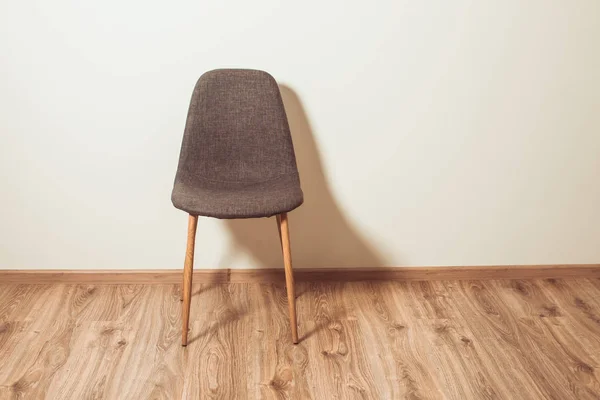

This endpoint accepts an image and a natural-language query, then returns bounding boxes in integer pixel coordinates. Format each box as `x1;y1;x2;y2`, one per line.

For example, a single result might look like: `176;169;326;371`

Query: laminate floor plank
1;279;600;399
491;279;600;399
441;280;550;400
0;285;54;322
382;281;447;399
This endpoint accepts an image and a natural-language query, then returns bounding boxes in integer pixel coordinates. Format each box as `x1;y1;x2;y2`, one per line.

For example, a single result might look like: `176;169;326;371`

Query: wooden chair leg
182;214;198;346
276;214;283;251
277;213;299;344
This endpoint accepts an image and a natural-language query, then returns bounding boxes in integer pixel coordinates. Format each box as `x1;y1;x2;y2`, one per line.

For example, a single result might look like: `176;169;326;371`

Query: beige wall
1;1;599;269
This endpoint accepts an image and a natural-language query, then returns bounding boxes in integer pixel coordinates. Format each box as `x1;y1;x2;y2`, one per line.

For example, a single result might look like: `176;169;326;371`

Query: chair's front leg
182;214;198;346
277;213;299;344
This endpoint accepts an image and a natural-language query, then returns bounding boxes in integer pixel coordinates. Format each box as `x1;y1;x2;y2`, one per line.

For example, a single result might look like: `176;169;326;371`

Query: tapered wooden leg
182;214;198;346
277;213;299;344
276;214;283;251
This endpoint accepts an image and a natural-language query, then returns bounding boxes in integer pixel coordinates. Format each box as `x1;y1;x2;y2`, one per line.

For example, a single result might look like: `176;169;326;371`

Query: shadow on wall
223;85;385;269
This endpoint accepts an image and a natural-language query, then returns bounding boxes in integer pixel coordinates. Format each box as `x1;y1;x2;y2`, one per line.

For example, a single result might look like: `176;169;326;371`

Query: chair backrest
174;69;300;186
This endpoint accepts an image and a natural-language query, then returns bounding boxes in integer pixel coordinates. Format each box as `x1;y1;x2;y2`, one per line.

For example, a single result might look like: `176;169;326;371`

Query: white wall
1;1;599;270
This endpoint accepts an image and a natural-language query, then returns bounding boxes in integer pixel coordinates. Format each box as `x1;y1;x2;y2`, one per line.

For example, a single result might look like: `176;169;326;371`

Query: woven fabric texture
172;69;303;219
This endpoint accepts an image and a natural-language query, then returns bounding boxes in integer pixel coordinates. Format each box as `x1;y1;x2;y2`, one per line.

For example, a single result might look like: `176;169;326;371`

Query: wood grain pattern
1;265;599;284
1;279;600;399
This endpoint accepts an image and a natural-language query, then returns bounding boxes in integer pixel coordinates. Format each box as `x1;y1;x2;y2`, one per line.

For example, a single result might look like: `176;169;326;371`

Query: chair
172;69;303;345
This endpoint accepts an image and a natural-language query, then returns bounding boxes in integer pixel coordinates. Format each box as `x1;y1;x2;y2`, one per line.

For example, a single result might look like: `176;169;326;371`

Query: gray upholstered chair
172;69;303;345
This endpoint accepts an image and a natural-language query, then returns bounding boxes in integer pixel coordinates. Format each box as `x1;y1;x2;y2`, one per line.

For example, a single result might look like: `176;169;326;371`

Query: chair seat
172;69;303;219
172;173;303;219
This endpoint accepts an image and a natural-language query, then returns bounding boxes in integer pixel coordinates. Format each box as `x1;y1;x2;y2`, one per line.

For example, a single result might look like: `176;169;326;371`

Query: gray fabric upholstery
172;69;303;219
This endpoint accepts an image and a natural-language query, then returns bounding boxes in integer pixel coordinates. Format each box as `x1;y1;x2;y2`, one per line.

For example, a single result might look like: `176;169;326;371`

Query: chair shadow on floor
186;298;252;346
223;85;385;271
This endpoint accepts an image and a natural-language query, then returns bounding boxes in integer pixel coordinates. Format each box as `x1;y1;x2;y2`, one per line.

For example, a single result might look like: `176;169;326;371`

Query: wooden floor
1;279;600;399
